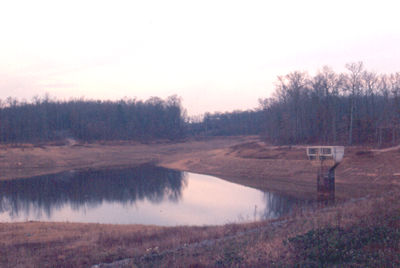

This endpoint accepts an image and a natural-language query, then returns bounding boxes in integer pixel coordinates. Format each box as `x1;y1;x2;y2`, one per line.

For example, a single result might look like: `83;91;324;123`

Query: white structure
307;146;345;165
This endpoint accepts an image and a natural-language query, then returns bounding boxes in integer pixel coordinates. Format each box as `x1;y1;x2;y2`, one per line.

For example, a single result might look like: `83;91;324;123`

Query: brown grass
0;220;273;267
1;188;394;267
132;190;400;267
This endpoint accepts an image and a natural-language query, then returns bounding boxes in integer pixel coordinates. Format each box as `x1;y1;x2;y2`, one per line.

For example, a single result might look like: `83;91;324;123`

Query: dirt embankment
161;140;400;200
1;136;399;200
0;137;244;181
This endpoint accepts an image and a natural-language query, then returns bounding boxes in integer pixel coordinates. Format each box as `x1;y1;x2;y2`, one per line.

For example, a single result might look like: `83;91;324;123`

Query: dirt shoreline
0;137;245;180
1;136;398;200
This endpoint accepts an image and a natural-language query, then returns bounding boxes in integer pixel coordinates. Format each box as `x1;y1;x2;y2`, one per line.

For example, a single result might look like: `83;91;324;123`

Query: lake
0;165;304;226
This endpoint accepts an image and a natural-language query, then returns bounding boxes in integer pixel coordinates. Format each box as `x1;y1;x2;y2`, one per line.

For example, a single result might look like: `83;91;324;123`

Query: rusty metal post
316;161;337;204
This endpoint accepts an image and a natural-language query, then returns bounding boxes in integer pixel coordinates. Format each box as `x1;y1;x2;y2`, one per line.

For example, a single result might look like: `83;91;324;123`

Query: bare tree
345;62;364;145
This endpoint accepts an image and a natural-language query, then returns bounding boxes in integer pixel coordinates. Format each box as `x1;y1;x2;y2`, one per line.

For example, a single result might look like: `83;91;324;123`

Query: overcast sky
1;0;399;115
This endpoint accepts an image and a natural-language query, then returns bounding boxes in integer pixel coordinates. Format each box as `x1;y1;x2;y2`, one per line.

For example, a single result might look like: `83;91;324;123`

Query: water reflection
0;166;304;225
0;165;186;219
262;192;298;219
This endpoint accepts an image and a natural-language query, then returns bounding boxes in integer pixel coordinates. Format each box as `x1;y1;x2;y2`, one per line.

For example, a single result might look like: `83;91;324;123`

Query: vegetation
0;95;185;143
133;189;400;267
1;187;397;267
182;62;400;147
187;110;265;137
260;62;400;146
286;225;400;267
1;62;399;147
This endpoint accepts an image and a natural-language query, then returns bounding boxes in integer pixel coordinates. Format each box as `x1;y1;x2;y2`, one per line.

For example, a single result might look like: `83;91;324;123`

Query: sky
1;0;400;116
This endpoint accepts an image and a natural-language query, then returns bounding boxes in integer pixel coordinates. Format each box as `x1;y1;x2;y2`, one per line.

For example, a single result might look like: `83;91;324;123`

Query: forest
189;62;400;146
0;95;185;143
187;110;264;136
0;62;399;146
261;62;400;146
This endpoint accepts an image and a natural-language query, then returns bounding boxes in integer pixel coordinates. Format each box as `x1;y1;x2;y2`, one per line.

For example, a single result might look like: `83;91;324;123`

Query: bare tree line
260;62;400;146
187;110;265;136
0;62;398;146
0;95;186;143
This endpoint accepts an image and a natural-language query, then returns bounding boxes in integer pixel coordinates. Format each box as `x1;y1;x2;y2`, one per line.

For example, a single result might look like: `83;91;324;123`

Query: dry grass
0;190;398;267
132;190;400;267
0;220;267;267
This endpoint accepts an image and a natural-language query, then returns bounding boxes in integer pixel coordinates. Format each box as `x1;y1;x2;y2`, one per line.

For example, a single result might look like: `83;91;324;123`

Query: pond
0;165;305;226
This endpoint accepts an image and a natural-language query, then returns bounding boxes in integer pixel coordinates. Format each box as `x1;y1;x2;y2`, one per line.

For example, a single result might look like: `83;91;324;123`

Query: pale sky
1;0;399;115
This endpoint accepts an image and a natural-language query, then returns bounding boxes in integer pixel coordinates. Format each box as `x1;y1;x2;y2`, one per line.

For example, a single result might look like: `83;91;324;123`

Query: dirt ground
1;136;399;200
0;137;244;180
161;139;400;200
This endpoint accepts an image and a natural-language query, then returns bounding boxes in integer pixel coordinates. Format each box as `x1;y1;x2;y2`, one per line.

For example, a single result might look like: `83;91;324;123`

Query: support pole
317;161;338;204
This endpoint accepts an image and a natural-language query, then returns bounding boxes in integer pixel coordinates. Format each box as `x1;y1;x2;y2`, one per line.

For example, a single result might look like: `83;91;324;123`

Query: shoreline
1;136;399;200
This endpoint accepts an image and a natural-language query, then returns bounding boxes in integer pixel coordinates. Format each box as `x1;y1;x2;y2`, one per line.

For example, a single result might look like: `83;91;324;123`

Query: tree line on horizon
0;95;185;143
186;110;264;136
260;62;400;146
0;62;399;146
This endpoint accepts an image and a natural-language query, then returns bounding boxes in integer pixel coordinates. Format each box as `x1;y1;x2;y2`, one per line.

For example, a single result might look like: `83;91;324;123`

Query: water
0;165;302;226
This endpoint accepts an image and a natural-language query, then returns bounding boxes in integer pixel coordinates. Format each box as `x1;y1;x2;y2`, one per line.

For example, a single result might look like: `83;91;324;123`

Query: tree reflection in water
0;165;186;219
261;192;308;219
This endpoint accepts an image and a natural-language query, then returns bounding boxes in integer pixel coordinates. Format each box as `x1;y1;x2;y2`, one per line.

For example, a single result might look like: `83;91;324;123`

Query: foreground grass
286;225;399;267
132;190;400;267
1;189;399;267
